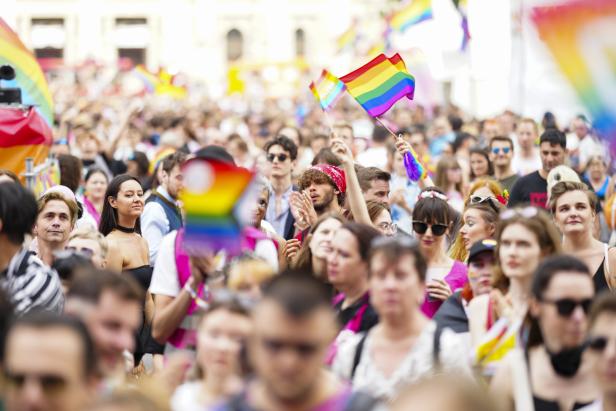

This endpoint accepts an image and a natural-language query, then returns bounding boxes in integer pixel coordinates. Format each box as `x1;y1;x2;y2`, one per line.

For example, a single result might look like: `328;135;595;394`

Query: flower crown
418;190;448;202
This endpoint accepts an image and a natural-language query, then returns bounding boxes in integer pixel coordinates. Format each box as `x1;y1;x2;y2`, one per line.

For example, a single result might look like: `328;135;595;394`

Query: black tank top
593;245;611;294
124;265;153;292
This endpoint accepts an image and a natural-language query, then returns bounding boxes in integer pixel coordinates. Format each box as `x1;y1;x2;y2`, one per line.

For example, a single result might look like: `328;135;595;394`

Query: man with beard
296;164;346;223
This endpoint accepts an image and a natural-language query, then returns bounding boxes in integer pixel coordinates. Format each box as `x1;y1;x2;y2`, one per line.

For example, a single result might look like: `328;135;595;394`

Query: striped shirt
1;248;64;315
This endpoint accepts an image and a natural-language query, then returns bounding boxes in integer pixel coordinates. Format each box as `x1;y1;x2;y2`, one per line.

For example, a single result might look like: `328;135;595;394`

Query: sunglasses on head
65;246;94;258
491;147;511;154
267;153;288;162
540;297;593;317
261;338;320;358
500;206;538;221
412;221;448;236
470;196;501;213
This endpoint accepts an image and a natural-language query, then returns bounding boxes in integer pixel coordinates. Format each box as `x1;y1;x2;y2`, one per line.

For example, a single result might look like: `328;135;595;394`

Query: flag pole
375;116;401;139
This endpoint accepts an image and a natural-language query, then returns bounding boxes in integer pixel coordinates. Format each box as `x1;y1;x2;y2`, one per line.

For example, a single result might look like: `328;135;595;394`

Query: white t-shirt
149;231;181;297
171;381;207;411
332;321;470;401
356;147;388;170
512;151;542;177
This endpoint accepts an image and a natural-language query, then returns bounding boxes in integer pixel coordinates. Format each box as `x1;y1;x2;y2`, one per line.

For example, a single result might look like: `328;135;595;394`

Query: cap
468;239;497;263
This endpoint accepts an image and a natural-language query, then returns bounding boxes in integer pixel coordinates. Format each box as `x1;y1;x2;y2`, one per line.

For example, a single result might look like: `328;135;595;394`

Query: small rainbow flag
532;0;616;154
340;53;415;118
149;147;176;174
336;24;358;52
0;18;53;126
133;65;187;99
390;0;433;32
309;70;346;111
180;158;254;255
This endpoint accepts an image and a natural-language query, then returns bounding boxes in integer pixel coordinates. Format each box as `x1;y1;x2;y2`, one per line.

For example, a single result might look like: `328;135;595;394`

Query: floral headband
418;190;448;202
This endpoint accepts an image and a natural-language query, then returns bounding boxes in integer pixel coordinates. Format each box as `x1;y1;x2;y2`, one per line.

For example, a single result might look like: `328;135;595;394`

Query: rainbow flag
33;158;61;198
390;0;433;32
309;70;346;111
532;0;616;153
133;65;187;99
0;18;53;126
180;159;254;255
336;24;357;52
149;147;176;174
340;53;415;117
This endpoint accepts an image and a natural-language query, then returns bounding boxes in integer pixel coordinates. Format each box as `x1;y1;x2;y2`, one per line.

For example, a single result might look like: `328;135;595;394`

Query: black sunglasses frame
412;221;448;236
540;297;593;317
266;153;289;162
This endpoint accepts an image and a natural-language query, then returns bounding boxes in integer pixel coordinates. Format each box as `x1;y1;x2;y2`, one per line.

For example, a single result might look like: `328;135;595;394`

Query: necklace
115;225;135;234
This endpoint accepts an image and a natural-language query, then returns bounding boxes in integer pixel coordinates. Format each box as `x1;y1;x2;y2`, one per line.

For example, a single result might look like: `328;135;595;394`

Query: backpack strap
351;332;368;379
433;324;443;370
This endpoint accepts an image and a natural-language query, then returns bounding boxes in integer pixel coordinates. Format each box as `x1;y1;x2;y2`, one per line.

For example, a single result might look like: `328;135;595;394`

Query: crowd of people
1;69;616;411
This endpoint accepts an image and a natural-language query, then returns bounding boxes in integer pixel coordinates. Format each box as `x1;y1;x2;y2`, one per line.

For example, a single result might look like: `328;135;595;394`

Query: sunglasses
470;196;501;213
491;147;511;154
267;153;288;163
412;221;448;236
540;297;593;317
500;207;538;221
65;246;94;258
377;222;397;234
261;338;321;358
588;335;612;352
4;371;67;394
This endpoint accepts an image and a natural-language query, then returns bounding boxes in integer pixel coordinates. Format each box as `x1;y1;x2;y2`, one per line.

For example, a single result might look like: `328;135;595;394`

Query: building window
226;29;243;62
30;18;65;70
114;18;149;68
295;28;306;57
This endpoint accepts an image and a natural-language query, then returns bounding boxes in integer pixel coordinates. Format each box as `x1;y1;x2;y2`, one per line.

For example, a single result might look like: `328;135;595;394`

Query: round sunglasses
412;221;448;236
267;153;289;162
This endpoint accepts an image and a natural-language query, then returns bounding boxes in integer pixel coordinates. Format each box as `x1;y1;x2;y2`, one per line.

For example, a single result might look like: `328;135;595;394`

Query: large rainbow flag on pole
390;0;433;32
339;53;415;118
309;70;346;111
0;18;53;126
532;0;616;153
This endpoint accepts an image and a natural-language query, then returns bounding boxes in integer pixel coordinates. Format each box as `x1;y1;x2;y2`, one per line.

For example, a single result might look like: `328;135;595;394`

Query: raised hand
330;138;353;165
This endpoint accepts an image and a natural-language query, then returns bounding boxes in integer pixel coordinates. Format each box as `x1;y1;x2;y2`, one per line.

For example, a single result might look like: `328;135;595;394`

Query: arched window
226;29;243;62
295;28;306;57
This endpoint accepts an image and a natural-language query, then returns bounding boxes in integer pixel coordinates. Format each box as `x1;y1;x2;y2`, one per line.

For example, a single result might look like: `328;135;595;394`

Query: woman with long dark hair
491;256;597;411
100;174;159;365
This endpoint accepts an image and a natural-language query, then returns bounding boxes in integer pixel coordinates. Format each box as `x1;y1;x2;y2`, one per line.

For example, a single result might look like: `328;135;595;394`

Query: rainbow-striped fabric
180;159;254;255
390;0;433;32
340;53;415;118
0;18;53;125
309;70;346;111
532;0;616;153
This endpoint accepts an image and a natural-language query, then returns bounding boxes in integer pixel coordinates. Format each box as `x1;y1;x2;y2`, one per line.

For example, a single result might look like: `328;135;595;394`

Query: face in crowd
539;142;566;174
4;323;98;411
553;189;594;237
327;228;369;291
162;164;184;200
109;180;144;219
250;298;336;404
266;144;294;179
308;217;342;260
35;199;74;247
